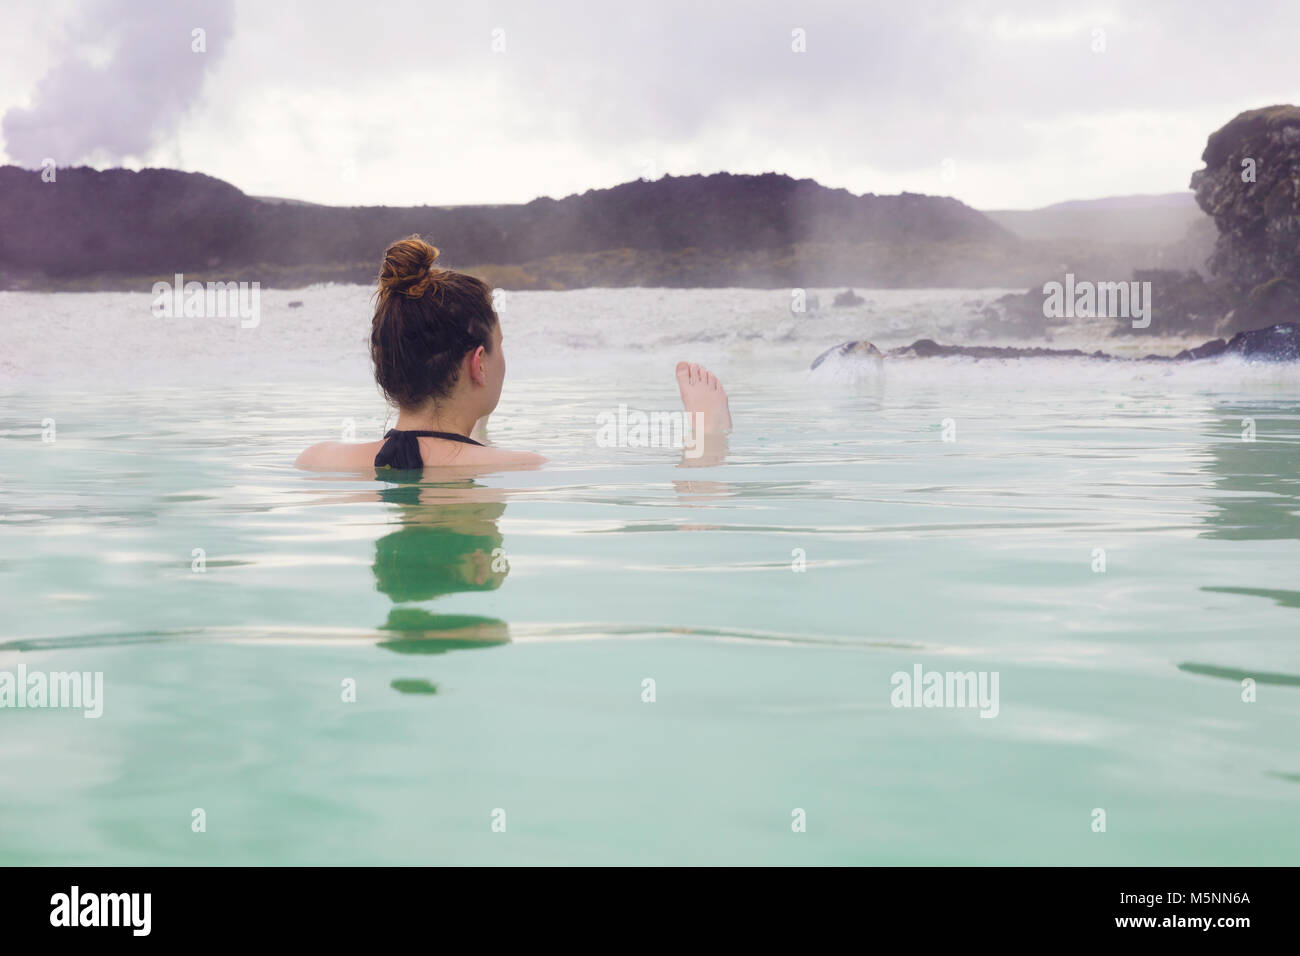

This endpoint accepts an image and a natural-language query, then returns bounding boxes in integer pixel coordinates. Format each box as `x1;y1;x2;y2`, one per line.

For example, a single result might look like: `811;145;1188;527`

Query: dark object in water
833;289;866;307
390;679;439;695
811;322;1300;367
811;340;882;369
288;300;303;308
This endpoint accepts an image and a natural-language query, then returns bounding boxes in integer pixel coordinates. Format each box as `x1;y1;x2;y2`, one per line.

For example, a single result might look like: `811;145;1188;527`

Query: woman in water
296;235;731;471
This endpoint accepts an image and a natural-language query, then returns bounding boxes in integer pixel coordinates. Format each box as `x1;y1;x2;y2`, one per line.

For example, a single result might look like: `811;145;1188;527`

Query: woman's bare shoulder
294;440;384;471
442;443;547;469
488;449;547;468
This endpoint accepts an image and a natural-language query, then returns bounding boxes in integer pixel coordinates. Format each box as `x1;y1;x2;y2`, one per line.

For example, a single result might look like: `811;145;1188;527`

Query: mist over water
4;285;1294;392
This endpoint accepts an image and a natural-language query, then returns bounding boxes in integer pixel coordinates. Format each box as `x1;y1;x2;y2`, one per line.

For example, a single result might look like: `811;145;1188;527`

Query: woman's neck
393;404;478;437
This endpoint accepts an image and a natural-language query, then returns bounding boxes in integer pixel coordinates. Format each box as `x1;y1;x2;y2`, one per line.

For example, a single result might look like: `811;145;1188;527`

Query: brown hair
370;235;497;409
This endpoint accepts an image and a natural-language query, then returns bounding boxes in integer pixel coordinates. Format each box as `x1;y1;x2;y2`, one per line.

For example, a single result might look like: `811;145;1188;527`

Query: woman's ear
469;345;487;386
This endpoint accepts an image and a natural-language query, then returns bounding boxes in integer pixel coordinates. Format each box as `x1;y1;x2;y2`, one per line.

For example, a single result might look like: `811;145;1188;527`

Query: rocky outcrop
1171;338;1227;360
1216;276;1300;337
1221;321;1300;361
1189;105;1300;332
814;321;1300;364
833;288;866;307
988;269;1230;337
1129;269;1232;334
888;340;1110;360
1169;322;1300;361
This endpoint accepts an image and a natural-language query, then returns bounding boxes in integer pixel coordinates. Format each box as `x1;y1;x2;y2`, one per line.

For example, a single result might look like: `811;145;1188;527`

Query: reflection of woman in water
371;480;512;655
295;235;732;473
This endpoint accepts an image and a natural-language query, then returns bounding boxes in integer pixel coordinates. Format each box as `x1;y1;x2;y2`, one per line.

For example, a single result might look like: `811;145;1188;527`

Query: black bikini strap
374;429;484;470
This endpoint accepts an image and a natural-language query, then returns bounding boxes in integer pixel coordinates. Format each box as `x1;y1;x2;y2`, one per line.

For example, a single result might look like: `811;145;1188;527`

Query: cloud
1;0;233;167
2;0;1298;207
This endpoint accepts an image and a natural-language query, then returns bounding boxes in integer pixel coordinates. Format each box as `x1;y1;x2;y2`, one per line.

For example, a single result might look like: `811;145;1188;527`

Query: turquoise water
2;288;1300;864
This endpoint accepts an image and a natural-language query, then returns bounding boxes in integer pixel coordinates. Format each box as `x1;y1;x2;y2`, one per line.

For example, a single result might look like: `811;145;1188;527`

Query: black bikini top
374;429;484;469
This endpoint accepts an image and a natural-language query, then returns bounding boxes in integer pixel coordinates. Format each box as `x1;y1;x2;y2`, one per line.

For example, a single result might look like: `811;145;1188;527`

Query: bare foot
675;361;733;433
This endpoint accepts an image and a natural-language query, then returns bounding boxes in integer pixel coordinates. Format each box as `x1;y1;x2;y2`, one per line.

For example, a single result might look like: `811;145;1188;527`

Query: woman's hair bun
378;234;443;298
370;235;499;409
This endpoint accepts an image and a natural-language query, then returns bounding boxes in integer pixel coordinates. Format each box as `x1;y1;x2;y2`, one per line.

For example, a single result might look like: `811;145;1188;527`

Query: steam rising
2;0;232;167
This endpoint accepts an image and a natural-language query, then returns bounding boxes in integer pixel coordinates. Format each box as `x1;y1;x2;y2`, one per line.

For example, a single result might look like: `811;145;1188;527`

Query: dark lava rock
1128;269;1231;336
1223;322;1300;361
1190;105;1300;301
1173;338;1227;361
815;323;1300;369
888;339;1105;360
833;289;866;307
1216;276;1300;336
994;270;1229;338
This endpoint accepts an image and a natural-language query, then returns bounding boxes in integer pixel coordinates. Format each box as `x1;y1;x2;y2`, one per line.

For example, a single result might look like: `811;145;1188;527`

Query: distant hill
0;166;1023;289
984;192;1209;245
250;195;325;207
1039;193;1197;210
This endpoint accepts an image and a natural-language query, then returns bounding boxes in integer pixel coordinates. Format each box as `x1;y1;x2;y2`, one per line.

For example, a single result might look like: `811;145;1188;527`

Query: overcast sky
2;0;1297;210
